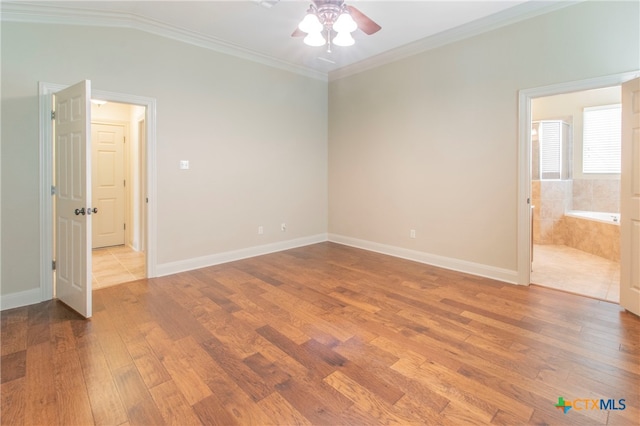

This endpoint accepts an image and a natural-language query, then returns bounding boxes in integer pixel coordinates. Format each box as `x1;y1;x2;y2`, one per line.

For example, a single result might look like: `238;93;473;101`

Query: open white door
620;77;640;316
54;80;92;318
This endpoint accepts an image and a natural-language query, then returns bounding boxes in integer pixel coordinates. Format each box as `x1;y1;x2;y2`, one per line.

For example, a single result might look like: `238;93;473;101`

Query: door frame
517;71;640;285
39;81;157;301
137;116;147;253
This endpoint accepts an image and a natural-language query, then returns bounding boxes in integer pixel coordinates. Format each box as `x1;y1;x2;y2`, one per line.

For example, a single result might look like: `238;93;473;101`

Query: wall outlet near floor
179;160;190;170
258;226;264;235
281;223;287;232
410;229;416;239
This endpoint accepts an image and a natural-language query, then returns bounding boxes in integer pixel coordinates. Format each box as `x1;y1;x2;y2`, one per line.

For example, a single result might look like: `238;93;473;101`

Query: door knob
91;208;98;214
74;207;86;216
87;207;98;215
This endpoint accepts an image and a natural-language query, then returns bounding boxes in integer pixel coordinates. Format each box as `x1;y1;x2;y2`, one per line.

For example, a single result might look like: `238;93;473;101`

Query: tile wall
572;178;620;213
532;178;620;261
562;215;620;261
531;180;572;245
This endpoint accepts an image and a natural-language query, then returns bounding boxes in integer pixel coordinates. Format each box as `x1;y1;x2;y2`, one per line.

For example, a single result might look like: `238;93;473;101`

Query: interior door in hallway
92;123;125;248
620;77;640;316
54;80;92;318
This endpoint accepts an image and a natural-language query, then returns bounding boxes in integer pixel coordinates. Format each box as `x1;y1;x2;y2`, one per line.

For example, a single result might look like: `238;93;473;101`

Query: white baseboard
0;232;517;312
156;233;329;277
0;288;42;311
328;234;519;285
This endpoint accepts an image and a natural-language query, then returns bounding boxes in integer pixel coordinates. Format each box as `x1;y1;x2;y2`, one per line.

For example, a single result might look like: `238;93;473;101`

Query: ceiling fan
291;0;381;50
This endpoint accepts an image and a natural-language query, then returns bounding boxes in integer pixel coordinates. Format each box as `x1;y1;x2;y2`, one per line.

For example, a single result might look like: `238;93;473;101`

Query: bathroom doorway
530;86;621;302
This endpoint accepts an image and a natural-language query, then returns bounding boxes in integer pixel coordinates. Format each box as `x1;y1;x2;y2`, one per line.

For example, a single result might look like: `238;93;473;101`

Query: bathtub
565;210;620;225
562;210;620;261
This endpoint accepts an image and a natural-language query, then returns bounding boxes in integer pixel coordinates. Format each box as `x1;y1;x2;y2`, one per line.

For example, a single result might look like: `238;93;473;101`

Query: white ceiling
2;1;571;79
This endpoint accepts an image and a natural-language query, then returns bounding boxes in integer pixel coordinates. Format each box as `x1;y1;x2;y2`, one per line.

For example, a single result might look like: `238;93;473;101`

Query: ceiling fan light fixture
304;31;326;47
332;31;355;47
333;12;357;33
292;1;380;51
298;10;323;33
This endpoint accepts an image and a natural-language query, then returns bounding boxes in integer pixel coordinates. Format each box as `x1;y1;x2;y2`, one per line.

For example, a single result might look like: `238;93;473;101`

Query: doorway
530;87;621;302
38;81;158;308
90;101;147;289
518;72;639;317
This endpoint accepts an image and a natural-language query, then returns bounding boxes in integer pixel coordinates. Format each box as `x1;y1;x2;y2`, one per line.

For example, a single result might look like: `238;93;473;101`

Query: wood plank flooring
2;242;639;425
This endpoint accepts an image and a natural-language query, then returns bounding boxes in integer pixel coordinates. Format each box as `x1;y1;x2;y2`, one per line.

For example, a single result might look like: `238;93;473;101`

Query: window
534;120;570;180
583;104;621;174
539;121;562;179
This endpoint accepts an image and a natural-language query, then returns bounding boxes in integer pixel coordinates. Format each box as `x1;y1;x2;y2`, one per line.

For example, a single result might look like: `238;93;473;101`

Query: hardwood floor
2;242;639;425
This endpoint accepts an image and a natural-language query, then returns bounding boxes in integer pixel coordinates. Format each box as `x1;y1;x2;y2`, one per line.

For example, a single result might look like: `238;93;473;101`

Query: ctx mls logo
555;397;572;414
555;396;626;414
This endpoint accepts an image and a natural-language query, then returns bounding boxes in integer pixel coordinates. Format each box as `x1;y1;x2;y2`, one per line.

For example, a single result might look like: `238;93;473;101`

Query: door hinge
51;110;55;120
124;223;126;230
527;198;530;204
124;179;126;187
52;260;56;270
51;185;56;196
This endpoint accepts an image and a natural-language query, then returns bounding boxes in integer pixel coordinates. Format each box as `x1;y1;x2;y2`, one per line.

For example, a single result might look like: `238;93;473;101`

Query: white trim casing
517;71;640;285
1;2;327;82
0;288;42;311
329;234;519;285
156;232;520;286
3;227;514;309
156;234;329;277
39;82;59;302
38;82;158;305
328;1;580;81
2;1;576;83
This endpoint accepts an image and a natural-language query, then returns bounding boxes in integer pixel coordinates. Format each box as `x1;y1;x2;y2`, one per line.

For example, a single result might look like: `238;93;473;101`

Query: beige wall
1;23;328;297
1;1;638;301
328;1;639;272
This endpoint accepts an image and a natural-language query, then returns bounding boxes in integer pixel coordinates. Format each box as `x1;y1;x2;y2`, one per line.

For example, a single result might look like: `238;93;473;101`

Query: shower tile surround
572;178;620;212
532;178;620;261
532;180;572;245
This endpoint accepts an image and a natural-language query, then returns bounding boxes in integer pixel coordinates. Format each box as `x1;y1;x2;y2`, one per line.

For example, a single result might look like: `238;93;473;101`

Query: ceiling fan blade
291;27;305;37
347;5;381;35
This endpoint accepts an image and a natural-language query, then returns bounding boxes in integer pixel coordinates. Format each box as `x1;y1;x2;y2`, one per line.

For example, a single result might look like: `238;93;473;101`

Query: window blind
539;121;561;179
583;104;621;174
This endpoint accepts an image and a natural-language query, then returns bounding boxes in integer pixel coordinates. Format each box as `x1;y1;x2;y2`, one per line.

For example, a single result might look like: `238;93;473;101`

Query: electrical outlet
179;160;190;170
258;226;264;235
281;223;287;232
410;229;416;239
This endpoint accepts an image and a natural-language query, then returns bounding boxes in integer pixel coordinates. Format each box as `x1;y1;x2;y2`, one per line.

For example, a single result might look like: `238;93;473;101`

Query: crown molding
1;1;329;82
2;1;584;83
329;0;582;81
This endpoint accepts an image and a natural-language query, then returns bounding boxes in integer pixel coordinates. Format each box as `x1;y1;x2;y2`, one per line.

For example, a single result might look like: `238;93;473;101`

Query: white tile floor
92;245;146;290
531;244;620;303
